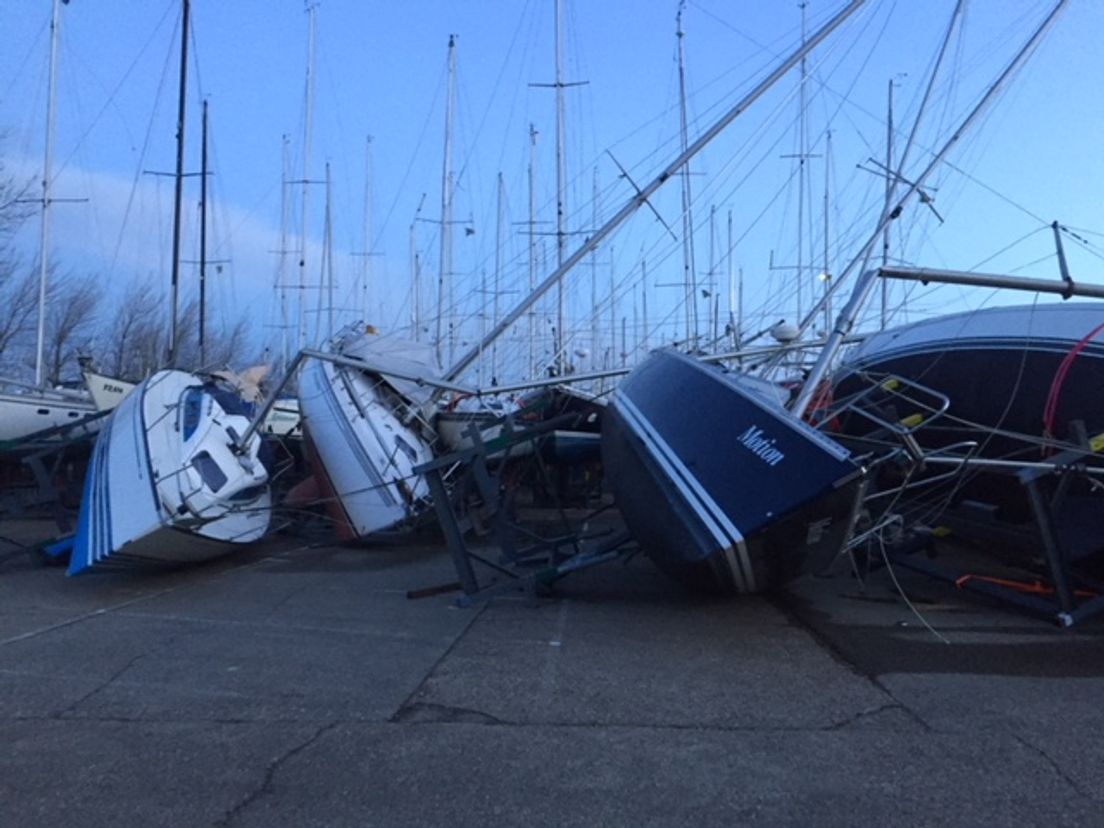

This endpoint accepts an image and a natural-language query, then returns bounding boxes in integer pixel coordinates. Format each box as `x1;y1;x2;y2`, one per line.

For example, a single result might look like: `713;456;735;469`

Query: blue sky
2;0;1101;380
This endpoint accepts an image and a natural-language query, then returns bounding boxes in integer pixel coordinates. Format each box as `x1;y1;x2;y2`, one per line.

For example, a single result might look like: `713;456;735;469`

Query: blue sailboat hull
602;350;864;595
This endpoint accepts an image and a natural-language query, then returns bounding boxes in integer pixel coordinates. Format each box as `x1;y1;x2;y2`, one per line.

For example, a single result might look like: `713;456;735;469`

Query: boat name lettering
737;425;785;467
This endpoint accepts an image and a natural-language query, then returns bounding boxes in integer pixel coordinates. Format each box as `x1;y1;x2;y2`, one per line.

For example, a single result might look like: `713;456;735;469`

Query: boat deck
1;516;1102;826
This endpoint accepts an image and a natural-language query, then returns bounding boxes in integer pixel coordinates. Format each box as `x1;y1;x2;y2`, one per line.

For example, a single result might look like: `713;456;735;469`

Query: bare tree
92;274;264;381
0;267;39;366
170;298;201;370
0;147;36;370
203;315;251;370
42;273;100;385
0;142;34;243
97;279;161;380
94;292;214;378
169;301;262;374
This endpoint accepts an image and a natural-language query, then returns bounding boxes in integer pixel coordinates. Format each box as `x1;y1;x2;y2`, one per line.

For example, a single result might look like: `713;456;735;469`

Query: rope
1042;320;1104;449
878;532;950;644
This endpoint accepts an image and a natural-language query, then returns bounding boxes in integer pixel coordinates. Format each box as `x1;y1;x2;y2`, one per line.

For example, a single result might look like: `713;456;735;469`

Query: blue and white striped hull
602;349;865;595
69;371;271;575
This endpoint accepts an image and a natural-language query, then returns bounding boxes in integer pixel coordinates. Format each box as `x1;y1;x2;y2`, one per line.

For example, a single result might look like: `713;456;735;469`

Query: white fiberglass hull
298;351;433;541
260;397;302;438
81;370;137;412
0;390;98;445
69;370;271;575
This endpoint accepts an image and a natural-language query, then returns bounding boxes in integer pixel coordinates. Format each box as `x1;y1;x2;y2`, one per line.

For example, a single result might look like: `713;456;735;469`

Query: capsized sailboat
834;301;1104;456
296;325;437;540
603;348;865;594
600;1;1068;595
828;286;1104;527
69;370;272;574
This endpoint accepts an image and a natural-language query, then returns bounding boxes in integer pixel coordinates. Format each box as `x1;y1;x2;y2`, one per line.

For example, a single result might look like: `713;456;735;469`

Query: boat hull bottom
74;525;252;572
603;402;863;596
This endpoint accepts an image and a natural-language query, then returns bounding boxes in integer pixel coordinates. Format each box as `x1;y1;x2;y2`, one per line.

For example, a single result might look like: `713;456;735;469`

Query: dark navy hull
833;304;1104;521
603;350;864;596
834;304;1104;458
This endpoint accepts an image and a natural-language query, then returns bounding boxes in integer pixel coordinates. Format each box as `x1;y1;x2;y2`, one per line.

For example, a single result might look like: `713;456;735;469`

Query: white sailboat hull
81;370;137;412
0;391;98;445
69;370;271;575
298;352;433;540
260;397;302;438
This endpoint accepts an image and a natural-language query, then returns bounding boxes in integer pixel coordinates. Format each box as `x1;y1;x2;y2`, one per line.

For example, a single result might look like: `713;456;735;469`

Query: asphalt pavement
1;517;1102;827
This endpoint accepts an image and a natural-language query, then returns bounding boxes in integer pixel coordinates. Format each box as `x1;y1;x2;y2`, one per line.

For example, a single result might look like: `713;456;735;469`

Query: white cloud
2;150;380;358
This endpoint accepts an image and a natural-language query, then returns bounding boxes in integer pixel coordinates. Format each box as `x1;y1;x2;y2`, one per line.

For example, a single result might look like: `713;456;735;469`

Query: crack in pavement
391;701;505;725
386;710;930;734
0;595;175;648
109;609;431;639
863;674;932;732
1013;733;1098;803
771;595;934;733
825;702;912;730
388;599;488;723
52;651;149;717
214;720;340;828
9;713;341;726
3;709;1018;737
261;582;314;621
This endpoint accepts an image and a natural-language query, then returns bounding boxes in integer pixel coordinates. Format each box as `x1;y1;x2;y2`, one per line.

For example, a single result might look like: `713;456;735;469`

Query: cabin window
208;385;253;418
191;451;227;493
230;485;265;503
68;411;80;418
182;388;206;440
394;435;418;464
37;408;49;415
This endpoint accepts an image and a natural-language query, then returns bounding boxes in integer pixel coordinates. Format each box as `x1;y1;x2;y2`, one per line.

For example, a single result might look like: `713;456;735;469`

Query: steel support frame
414;414;634;606
886;444;1104;627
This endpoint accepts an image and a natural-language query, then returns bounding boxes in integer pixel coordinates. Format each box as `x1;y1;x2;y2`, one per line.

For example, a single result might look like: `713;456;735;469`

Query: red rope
1042;320;1104;450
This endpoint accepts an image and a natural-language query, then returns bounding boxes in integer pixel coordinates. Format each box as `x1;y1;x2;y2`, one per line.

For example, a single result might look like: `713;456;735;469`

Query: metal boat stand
0;410;108;537
411;413;635;607
876;442;1104;628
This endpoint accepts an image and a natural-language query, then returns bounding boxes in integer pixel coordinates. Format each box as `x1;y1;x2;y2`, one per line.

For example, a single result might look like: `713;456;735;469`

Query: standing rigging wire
964;226;1050;273
54;3;175;188
1;17;50;107
375;71;446;337
1064;226;1104;243
455;0;536;217
893;7;1069;268
510;0;869;362
312;48;365;287
678;3;893;306
419;1;576;372
584;5;893;365
788;3;1069;415
595;36;837;346
107;10;181;287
